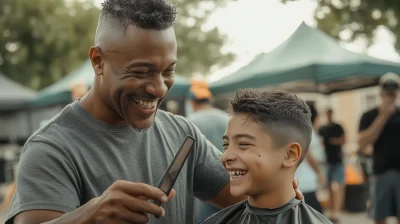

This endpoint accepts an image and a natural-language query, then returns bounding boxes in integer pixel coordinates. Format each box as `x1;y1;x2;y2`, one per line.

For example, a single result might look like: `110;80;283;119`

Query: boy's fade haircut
229;89;312;164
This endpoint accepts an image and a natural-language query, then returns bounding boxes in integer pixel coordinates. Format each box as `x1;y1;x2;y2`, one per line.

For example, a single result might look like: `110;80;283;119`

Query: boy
201;89;331;224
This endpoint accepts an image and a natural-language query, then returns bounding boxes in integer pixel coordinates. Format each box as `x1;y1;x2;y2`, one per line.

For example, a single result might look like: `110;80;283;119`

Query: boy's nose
221;148;236;164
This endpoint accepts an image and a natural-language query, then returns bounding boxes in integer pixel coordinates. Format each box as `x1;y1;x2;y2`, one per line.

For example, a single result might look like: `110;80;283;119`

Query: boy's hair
229;89;312;164
308;104;318;125
96;0;177;43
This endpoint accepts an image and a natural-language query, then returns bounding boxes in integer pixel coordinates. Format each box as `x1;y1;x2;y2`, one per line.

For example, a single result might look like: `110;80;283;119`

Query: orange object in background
345;165;363;185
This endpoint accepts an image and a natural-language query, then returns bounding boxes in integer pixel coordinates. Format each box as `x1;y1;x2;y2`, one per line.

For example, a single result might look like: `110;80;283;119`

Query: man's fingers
137;189;175;202
293;178;299;189
111;180;167;203
293;179;304;200
295;188;304;200
168;189;176;200
114;205;152;224
121;193;165;217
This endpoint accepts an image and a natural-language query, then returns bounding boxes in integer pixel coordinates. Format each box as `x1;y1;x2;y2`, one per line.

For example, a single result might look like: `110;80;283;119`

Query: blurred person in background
358;73;400;224
69;79;89;101
295;103;325;214
187;79;229;223
319;108;346;223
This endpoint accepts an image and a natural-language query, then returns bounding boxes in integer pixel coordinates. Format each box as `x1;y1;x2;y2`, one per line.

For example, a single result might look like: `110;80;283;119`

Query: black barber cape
200;198;332;224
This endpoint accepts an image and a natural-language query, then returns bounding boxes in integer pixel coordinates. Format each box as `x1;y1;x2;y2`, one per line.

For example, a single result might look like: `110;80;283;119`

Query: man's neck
80;89;127;125
247;177;296;209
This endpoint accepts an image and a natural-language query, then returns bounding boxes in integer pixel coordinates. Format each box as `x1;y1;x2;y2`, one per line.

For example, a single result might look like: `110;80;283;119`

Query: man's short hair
229;89;312;164
97;0;177;41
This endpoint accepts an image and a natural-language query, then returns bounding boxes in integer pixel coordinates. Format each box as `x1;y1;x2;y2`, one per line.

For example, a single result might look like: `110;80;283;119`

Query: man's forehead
99;26;177;66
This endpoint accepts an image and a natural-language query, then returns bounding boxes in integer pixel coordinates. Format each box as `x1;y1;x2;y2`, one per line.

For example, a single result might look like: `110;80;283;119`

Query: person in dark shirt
318;109;345;223
358;73;400;224
201;89;331;224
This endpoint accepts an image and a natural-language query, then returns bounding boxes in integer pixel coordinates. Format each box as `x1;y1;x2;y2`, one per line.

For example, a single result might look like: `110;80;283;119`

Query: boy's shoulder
200;200;247;224
201;199;332;224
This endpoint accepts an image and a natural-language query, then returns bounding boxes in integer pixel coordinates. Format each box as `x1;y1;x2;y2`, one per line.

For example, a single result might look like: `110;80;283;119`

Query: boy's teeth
228;170;248;180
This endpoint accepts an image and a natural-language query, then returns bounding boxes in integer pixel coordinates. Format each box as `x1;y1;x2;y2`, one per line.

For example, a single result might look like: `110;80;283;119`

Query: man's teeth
228;170;248;180
133;98;157;108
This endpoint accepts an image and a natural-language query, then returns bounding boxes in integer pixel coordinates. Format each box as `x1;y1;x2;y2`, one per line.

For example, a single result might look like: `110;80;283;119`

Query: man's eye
163;70;175;76
134;71;150;75
222;143;229;150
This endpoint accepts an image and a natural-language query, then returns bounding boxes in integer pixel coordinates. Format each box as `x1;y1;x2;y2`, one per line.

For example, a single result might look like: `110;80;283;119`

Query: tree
0;0;235;91
0;0;100;90
281;0;400;52
173;0;235;77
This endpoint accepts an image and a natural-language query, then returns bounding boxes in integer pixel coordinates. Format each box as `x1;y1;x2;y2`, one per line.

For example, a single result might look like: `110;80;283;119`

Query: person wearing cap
358;73;400;224
187;79;230;223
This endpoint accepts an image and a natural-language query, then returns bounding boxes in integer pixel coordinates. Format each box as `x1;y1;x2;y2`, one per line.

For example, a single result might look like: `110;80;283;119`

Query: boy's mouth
227;169;248;180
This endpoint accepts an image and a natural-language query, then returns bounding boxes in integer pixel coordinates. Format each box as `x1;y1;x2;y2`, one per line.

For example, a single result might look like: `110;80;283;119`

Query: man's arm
207;184;246;208
14;210;64;224
358;113;390;150
328;135;345;145
358;100;396;150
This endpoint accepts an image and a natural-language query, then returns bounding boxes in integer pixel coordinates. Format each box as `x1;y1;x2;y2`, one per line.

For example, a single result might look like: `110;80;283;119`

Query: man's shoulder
23;103;81;153
156;109;192;126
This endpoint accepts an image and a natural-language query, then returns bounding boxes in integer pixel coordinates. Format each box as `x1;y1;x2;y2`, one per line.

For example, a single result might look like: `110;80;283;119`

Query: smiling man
6;1;302;224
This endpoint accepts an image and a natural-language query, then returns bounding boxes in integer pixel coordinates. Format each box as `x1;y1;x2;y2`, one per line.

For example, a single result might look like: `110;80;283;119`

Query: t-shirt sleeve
6;140;80;223
337;124;344;136
359;112;373;132
189;122;230;201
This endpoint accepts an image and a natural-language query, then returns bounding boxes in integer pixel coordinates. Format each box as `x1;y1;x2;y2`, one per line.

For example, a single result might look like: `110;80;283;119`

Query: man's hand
317;173;326;190
293;179;304;200
81;180;176;224
379;96;396;118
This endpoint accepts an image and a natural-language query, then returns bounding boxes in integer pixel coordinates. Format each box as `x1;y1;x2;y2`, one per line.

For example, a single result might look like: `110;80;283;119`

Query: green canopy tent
28;60;191;108
0;74;37;110
210;22;400;96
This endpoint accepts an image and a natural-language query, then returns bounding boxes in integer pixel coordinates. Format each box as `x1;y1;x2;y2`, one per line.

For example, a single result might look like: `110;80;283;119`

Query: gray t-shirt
201;198;332;224
188;108;229;152
6;101;230;224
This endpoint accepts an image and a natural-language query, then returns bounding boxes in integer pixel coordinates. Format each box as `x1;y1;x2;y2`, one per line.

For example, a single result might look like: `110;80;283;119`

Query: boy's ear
283;143;302;168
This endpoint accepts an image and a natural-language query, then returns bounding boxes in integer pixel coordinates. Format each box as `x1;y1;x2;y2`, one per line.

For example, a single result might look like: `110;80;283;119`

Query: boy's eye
238;143;251;148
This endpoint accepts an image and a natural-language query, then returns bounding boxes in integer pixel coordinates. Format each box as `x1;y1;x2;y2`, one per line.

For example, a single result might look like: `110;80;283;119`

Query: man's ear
283;143;302;168
89;46;104;77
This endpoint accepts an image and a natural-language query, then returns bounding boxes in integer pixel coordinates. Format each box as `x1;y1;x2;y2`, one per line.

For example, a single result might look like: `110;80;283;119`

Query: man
6;1;302;224
187;79;230;223
319;108;345;223
358;73;400;224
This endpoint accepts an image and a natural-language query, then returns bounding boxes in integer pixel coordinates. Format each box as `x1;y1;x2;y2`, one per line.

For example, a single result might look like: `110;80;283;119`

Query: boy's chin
230;187;247;197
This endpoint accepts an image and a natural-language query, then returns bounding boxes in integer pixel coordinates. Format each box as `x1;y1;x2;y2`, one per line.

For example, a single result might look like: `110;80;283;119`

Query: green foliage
281;0;400;52
0;0;99;90
0;0;235;90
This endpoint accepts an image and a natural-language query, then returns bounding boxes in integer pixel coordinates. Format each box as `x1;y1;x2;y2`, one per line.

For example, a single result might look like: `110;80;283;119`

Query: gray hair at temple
95;0;177;44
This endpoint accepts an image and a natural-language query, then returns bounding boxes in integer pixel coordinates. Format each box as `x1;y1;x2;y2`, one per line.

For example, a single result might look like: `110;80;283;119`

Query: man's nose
145;74;168;99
